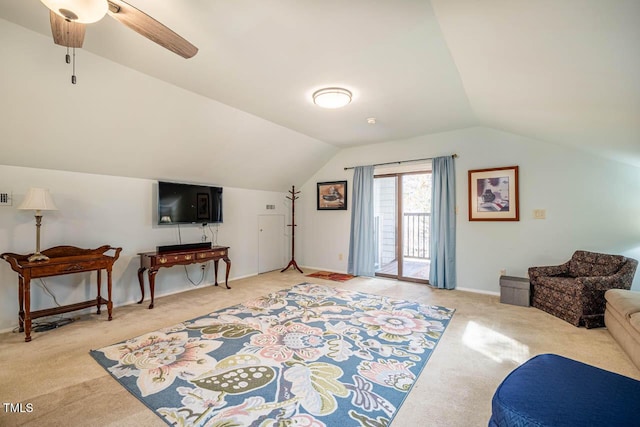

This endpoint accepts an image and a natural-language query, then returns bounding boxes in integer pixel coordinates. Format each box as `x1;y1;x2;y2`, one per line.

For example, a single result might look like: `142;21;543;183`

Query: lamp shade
312;88;352;109
18;188;58;211
40;0;108;24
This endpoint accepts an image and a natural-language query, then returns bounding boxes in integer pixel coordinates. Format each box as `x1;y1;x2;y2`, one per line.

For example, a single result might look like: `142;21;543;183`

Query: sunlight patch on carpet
462;321;530;364
90;283;455;426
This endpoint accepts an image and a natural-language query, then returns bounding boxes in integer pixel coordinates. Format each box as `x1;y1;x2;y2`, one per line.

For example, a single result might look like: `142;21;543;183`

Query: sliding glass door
374;176;398;277
374;171;432;283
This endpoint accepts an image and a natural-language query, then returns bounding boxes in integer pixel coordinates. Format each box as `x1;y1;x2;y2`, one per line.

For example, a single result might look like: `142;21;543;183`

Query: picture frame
468;166;519;221
197;193;210;219
317;181;347;210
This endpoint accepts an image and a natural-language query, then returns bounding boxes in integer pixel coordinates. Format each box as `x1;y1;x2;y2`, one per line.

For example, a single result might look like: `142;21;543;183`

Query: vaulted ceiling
1;0;638;187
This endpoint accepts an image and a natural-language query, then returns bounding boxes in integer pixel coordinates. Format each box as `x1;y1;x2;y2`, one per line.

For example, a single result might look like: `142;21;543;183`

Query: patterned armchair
529;251;638;328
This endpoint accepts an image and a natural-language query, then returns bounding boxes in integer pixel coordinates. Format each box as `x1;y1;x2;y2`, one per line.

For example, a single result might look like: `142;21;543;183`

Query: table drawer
196;250;226;260
155;253;196;265
33;262;98;276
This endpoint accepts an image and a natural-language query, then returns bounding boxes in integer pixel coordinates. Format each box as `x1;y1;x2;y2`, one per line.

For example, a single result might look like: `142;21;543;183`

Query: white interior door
258;214;285;273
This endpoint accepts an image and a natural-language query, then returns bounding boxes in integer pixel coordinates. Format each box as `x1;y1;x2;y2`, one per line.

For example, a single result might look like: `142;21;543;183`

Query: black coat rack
281;185;303;273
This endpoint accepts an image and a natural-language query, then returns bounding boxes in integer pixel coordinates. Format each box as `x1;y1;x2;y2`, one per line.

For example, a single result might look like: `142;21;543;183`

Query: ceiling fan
40;0;198;82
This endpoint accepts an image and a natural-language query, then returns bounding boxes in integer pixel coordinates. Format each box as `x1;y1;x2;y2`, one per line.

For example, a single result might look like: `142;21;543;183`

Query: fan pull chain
71;47;76;84
65;19;71;64
62;18;76;84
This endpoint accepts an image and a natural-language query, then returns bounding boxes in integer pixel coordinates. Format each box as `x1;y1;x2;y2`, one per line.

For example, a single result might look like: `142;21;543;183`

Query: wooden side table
137;246;231;309
1;245;122;342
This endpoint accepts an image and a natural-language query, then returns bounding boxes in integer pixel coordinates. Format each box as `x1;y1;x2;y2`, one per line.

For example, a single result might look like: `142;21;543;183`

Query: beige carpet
1;270;638;426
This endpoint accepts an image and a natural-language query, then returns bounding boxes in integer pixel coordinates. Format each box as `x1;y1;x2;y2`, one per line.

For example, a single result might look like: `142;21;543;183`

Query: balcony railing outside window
403;212;430;259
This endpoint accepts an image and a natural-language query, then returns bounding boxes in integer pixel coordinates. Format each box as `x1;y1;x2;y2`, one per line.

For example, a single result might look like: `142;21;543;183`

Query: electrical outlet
499;269;507;276
338;253;343;261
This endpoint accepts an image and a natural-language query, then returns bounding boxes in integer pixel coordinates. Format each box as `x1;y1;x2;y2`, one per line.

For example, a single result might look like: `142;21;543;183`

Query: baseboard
302;267;501;296
0;325;16;334
456;286;500;296
119;272;257;302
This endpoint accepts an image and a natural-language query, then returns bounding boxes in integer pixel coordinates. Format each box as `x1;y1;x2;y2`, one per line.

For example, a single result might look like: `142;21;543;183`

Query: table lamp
18;188;58;262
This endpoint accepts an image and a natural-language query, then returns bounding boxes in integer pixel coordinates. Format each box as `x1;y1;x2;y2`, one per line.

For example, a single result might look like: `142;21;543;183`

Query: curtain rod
343;154;458;171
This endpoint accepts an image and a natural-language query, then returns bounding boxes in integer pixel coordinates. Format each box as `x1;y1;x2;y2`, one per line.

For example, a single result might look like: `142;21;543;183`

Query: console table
1;245;122;342
137;246;231;309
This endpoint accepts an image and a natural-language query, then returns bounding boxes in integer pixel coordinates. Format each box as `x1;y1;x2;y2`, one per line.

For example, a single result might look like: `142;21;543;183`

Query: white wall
0;165;289;331
2;129;638;333
299;127;640;293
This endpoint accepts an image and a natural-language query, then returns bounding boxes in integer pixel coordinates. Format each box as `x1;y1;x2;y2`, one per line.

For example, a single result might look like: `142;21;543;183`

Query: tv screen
157;181;223;225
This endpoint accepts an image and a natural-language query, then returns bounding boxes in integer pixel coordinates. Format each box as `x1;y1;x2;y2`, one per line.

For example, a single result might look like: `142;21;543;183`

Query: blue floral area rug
90;283;455;426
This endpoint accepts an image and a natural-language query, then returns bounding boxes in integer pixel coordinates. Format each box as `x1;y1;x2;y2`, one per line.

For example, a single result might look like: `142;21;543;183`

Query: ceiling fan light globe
41;0;108;24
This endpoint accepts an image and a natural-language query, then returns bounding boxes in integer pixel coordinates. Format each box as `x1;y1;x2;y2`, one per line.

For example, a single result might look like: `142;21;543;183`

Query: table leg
224;257;231;289
96;269;102;315
18;276;24;333
213;259;220;286
24;278;32;342
107;267;113;321
137;267;146;304
148;269;157;309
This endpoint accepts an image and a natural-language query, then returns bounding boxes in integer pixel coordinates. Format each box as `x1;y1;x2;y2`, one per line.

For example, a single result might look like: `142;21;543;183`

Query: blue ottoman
489;353;640;427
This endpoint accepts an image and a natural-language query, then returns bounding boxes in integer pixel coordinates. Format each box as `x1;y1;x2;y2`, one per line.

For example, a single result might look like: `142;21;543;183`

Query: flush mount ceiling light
312;87;352;109
41;0;108;23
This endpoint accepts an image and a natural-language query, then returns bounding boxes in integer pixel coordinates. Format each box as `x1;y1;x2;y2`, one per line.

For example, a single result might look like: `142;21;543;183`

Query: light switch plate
534;209;546;219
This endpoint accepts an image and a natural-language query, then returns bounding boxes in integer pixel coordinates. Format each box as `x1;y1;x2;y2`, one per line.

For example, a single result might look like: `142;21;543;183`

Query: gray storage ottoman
500;276;530;306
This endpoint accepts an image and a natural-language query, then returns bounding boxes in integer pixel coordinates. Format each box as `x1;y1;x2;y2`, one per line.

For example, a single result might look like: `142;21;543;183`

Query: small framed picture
197;193;210;219
468;166;519;221
317;181;347;210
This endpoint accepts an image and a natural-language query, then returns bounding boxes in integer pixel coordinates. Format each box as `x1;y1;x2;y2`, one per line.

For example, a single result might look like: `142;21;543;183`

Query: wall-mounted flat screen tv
157;181;223;225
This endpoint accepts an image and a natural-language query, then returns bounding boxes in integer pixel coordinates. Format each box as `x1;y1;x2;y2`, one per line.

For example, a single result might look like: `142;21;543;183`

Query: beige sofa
604;289;640;370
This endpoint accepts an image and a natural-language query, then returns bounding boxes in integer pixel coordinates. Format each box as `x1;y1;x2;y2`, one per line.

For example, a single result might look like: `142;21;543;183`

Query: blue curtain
429;156;456;289
348;165;375;276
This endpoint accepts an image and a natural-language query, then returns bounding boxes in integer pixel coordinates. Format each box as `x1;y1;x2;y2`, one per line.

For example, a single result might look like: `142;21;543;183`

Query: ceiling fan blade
106;0;198;59
49;11;85;48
